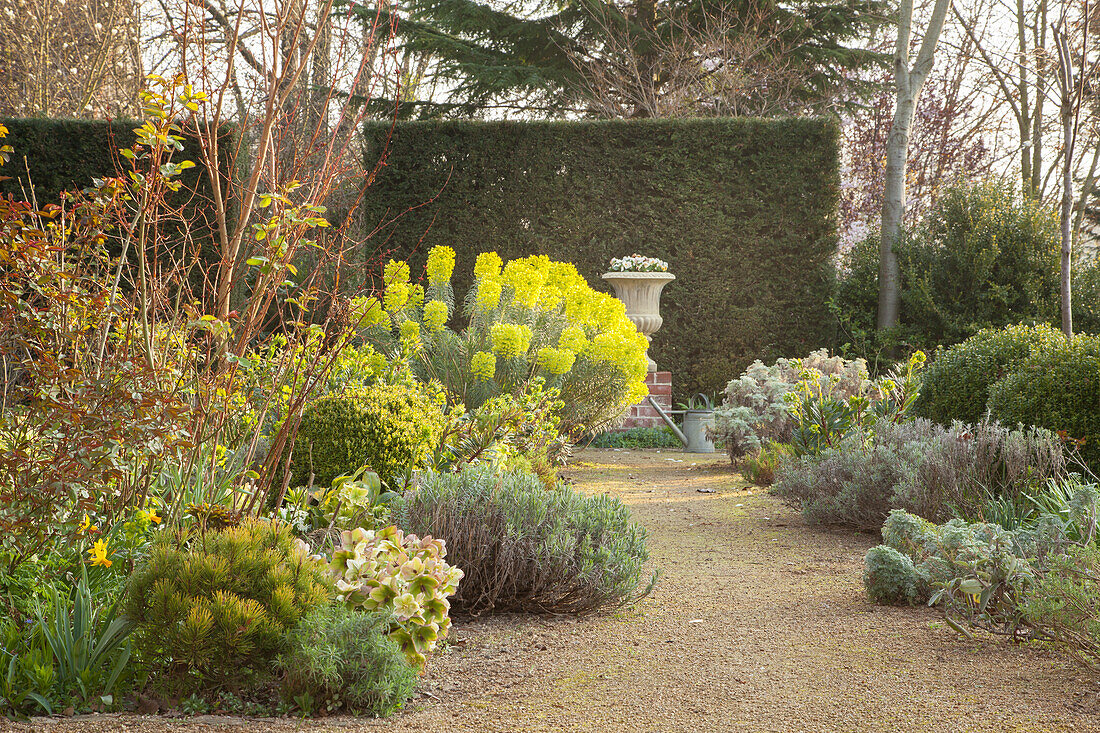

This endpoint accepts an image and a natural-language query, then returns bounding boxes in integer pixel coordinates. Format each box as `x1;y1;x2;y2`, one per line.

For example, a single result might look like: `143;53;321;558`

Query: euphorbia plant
357;247;650;439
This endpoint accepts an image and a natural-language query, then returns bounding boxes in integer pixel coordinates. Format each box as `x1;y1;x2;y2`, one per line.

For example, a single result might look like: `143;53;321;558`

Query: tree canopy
361;0;889;118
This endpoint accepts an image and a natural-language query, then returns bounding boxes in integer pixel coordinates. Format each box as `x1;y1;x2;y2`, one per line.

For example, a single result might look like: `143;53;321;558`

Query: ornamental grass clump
394;467;656;615
355;247;649;438
327;525;463;668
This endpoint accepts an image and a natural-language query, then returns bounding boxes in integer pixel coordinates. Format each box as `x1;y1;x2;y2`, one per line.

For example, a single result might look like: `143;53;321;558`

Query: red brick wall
619;371;672;429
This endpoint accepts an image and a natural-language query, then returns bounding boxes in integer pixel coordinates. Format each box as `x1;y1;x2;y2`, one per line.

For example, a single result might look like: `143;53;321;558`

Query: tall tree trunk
878;0;951;330
878;93;914;330
1018;0;1033;195
1060;110;1073;336
1054;22;1076;336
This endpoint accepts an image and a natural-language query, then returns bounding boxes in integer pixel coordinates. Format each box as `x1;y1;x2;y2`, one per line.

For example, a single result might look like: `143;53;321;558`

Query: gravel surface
8;449;1100;733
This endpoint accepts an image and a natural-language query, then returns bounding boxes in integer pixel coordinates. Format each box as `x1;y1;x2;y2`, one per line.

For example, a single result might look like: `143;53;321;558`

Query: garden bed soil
10;449;1100;733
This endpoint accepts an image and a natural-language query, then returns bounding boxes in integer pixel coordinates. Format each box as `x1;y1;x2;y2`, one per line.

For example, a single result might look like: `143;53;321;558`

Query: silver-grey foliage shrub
392;467;655;615
774;418;1067;531
713;349;870;459
278;604;417;717
863;545;922;605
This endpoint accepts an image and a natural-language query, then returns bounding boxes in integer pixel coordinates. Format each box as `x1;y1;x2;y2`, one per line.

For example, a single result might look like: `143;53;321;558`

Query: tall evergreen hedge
0;119;233;279
360;118;840;399
1;119;133;201
0;118;230;202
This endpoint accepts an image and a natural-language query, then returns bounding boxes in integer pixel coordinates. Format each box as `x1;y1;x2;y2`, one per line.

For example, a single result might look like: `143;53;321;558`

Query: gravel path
10;449;1100;733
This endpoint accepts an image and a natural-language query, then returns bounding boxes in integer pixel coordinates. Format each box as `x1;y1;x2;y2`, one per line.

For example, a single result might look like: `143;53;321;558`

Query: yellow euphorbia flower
426;245;456;286
423;300;449;332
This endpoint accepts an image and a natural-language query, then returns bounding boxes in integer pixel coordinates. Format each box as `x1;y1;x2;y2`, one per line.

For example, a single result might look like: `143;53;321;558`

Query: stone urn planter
601;271;675;372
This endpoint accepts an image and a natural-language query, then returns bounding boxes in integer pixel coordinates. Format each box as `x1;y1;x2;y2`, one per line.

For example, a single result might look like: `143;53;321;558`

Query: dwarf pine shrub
124;519;329;693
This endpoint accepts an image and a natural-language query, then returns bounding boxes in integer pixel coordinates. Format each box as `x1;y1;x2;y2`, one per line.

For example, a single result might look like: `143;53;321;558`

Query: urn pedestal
601;271;675;372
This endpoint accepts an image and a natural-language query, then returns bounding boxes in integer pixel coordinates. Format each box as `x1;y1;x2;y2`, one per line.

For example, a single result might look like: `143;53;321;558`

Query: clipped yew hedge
359;118;840;399
0;118;234;279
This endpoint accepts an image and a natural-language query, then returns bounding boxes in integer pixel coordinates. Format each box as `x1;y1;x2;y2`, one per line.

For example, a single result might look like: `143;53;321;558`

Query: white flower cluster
609;254;669;272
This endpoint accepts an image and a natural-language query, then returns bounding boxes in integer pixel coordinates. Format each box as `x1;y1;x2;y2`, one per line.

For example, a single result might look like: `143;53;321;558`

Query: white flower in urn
609;253;669;273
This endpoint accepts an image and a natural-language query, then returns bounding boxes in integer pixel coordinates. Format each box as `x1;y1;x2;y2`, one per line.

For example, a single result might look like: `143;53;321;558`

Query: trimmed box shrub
913;323;1066;425
291;382;446;490
358;118;840;400
986;332;1100;468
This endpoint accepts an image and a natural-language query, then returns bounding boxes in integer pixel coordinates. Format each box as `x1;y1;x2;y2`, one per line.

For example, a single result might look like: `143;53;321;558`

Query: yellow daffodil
87;539;112;568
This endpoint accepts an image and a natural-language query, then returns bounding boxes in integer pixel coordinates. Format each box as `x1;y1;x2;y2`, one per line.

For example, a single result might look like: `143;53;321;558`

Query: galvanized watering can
681;393;715;454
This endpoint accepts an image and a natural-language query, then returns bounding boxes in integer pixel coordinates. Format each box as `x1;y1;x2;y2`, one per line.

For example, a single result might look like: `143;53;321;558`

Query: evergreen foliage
0;117;234;278
833;178;1100;354
278;605;419;716
364;0;886;118
124;520;330;693
913;324;1066;425
360;117;840;399
291;382;447;490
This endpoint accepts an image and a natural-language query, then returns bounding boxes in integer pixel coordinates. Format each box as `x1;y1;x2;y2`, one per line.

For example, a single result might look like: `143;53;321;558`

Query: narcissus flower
87;539;112;568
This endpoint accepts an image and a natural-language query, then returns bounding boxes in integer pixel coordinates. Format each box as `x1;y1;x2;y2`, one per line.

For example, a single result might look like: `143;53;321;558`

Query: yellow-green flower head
426;245;456;286
476;278;503;310
538;285;563;310
368;351;388;373
536;346;575;375
408;284;426;309
400;320;421;347
563;286;594;323
423;300;448;332
474;251;503;281
588;332;619;362
502;260;544;309
351;296;389;329
384;282;410;311
470;351;496;380
490;322;532;359
626;380;649;405
384;259;410;286
559;325;588;353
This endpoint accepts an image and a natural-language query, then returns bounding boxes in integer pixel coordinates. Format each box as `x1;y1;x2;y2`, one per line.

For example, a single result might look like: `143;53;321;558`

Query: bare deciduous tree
878;0;951;330
0;0;142;117
568;1;814;119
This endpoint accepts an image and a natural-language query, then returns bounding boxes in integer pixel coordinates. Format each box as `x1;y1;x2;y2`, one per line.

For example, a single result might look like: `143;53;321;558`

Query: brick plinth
619;371;672;429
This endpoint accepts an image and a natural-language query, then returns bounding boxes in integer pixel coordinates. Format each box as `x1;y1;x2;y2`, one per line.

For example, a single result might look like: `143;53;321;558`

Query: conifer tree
359;0;887;118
